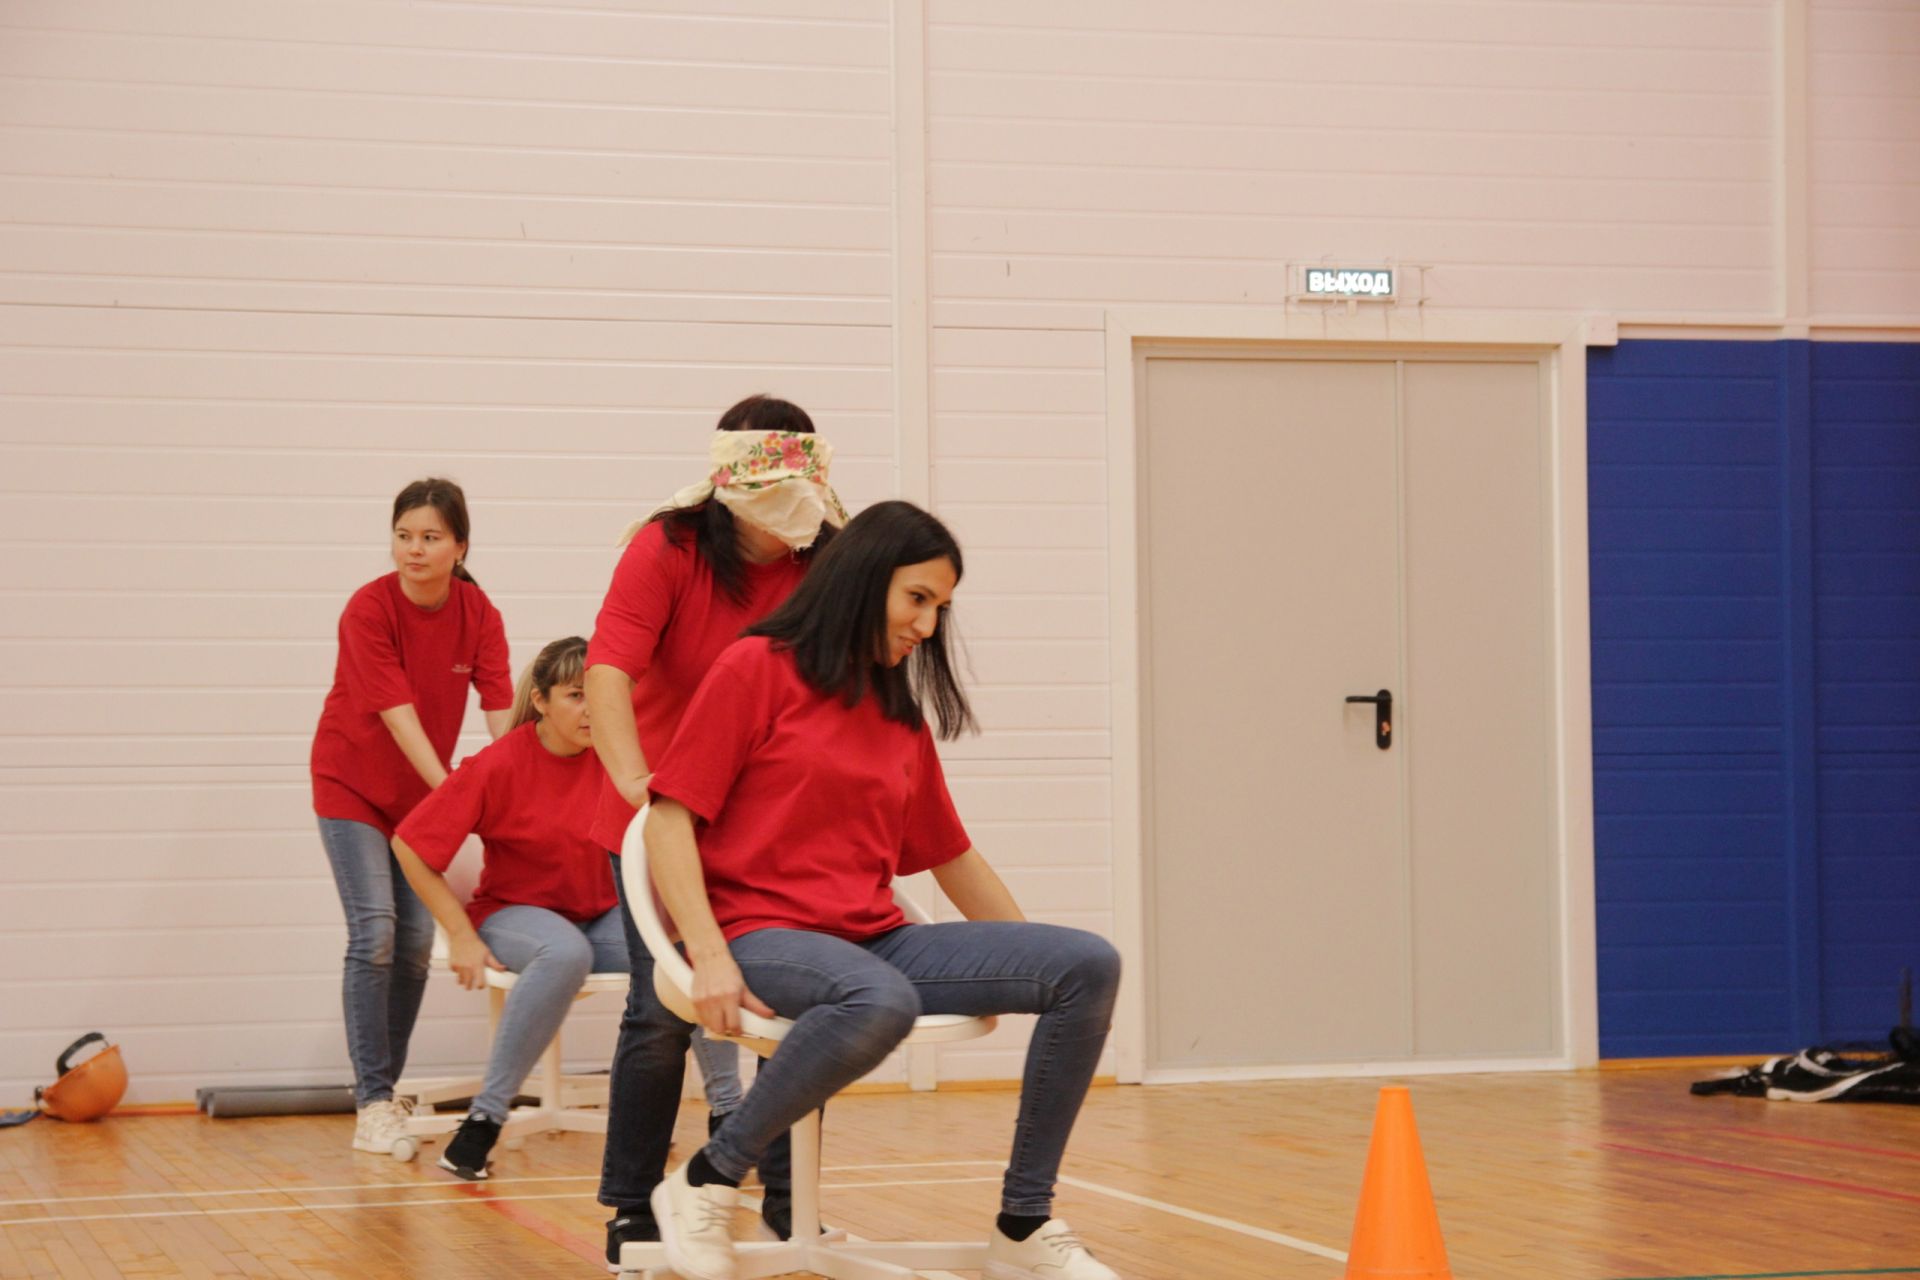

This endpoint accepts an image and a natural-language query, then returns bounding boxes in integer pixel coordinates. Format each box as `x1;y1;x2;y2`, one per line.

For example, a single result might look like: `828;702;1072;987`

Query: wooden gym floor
2;1068;1917;1280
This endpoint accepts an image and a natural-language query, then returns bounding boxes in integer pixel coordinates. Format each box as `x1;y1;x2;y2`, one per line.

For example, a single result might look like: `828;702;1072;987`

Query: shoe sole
603;1242;658;1276
604;1224;661;1274
437;1156;488;1180
649;1181;732;1280
985;1256;1115;1280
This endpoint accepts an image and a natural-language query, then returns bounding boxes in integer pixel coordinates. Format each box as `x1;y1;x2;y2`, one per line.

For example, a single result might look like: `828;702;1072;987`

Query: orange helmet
36;1033;127;1122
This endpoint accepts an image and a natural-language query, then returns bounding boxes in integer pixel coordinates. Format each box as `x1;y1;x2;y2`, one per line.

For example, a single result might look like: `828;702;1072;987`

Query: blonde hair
508;636;588;729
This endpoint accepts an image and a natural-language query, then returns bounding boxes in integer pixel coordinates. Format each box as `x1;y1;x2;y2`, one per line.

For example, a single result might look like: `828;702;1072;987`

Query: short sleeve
471;592;514;710
897;728;970;876
394;750;491;872
586;523;683;681
646;640;778;824
338;594;413;714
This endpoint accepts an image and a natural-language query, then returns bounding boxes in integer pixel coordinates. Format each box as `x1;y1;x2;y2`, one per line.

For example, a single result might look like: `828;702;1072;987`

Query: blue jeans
691;1027;743;1114
599;853;786;1212
706;922;1120;1216
473;904;629;1122
318;817;435;1106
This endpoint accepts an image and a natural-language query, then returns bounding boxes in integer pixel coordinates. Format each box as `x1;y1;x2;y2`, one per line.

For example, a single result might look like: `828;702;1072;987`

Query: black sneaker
437;1112;502;1181
761;1190;792;1241
603;1208;659;1272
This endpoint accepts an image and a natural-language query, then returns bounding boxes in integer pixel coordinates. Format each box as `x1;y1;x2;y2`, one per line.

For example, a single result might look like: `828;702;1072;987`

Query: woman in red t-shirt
643;501;1125;1280
591;395;848;1256
392;635;620;1181
310;478;514;1157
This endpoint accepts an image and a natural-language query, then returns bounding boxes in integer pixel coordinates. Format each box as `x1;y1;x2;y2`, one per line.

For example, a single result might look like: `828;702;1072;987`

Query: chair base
393;958;627;1157
393;1072;610;1154
618;1108;991;1278
617;1236;989;1279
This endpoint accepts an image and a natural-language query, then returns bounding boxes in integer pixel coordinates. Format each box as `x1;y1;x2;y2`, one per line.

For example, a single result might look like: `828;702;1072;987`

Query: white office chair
615;805;996;1279
389;923;628;1161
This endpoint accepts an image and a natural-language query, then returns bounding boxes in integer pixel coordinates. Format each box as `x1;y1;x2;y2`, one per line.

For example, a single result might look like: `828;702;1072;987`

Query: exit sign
1302;267;1395;299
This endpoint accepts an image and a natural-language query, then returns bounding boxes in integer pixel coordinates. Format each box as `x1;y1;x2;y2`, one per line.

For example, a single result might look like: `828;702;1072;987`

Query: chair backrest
618;804;937;1048
620;804;787;1047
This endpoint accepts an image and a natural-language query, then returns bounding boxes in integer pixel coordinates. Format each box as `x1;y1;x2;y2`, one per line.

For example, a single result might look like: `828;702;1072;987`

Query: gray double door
1140;352;1560;1071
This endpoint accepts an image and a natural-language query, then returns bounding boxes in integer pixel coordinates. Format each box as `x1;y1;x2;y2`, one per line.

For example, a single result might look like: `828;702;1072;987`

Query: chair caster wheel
390;1136;418;1162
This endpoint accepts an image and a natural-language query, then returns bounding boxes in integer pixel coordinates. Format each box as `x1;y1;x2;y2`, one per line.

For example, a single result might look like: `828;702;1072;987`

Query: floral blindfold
624;430;850;550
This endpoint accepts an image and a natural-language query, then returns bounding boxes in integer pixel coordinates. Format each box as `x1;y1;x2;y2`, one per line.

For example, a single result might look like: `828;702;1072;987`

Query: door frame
1104;306;1600;1083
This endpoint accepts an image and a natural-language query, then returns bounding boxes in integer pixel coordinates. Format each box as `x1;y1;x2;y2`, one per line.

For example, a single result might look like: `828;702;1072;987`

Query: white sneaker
649;1163;739;1280
986;1219;1120;1280
351;1100;391;1152
351;1097;413;1154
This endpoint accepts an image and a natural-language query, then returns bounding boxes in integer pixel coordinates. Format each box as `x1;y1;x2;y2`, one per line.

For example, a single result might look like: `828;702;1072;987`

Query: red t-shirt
310;573;513;836
585;520;808;851
647;636;971;942
395;721;615;930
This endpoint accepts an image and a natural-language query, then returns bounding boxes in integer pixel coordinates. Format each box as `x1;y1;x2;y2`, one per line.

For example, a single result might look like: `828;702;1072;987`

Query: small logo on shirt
452;663;473;674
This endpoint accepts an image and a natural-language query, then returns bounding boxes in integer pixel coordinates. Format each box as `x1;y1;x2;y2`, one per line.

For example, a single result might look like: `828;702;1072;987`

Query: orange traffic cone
1343;1086;1453;1279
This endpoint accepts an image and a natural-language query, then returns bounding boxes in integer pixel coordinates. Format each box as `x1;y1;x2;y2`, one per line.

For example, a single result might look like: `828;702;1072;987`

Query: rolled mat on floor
196;1085;357;1118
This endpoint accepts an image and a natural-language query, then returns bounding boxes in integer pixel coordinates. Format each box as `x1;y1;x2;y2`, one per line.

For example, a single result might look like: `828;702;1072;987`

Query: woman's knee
1059;930;1122;1007
518;928;596;986
345;910;398;967
393;917;435;966
842;971;921;1055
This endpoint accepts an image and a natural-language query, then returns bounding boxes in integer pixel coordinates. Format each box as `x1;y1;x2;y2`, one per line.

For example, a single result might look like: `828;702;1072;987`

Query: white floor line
1;1155;1348;1267
1;1191;595;1228
0;1172;600;1208
820;1159;1001;1172
0;1177;1003;1230
816;1177;1002;1191
1059;1175;1348;1264
847;1159;1347;1264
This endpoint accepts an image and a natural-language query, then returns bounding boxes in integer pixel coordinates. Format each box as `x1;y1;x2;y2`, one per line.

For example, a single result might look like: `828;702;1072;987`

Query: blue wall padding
1589;340;1920;1057
1812;343;1920;1042
1589;340;1793;1057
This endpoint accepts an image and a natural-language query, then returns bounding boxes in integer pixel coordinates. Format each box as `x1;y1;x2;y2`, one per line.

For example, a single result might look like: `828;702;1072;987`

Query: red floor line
1714;1128;1920;1164
465;1182;606;1268
1616;1123;1920;1165
1599;1143;1920;1206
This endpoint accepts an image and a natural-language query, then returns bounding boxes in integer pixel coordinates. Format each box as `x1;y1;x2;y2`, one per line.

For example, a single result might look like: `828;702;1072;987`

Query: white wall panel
928;0;1783;321
1808;0;1920;318
0;0;892;324
0;0;901;1103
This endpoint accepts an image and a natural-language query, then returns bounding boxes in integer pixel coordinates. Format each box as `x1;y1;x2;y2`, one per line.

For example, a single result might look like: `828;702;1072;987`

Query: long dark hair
392;477;476;585
648;395;835;602
747;500;975;740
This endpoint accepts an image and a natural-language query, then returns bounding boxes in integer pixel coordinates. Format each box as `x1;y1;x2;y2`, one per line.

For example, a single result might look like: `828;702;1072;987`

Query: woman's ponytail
508;636;588;729
506;662;540;729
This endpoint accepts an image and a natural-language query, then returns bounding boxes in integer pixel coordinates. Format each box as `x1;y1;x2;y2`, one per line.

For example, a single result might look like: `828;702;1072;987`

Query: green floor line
1613;1268;1920;1280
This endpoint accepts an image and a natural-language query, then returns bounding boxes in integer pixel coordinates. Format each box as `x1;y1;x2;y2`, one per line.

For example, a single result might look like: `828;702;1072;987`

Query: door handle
1344;689;1393;750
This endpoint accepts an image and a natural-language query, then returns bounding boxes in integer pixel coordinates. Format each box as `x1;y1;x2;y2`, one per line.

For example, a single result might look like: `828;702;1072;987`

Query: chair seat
485;966;629;995
432;923;628;993
651;967;995;1052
